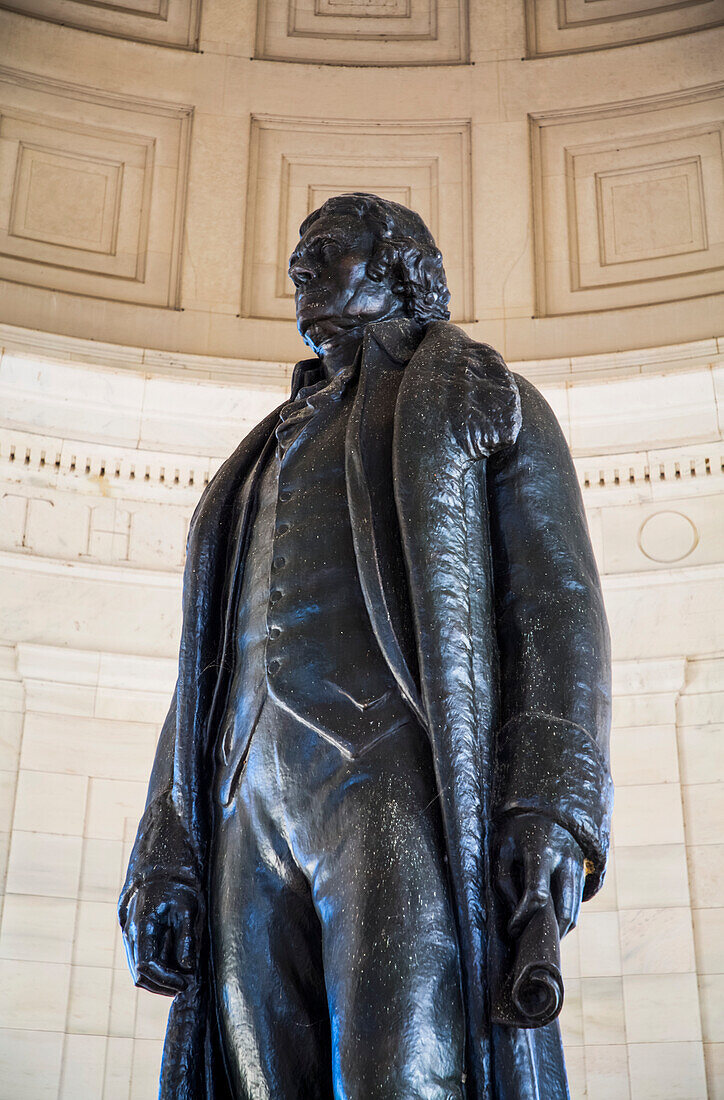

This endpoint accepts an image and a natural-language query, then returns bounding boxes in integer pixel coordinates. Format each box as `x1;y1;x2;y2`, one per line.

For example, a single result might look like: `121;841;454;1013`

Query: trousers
210;694;465;1100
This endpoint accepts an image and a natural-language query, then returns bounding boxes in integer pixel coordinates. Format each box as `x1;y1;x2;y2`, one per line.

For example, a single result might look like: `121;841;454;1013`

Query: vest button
272;556;286;571
269;589;283;604
268;626;281;640
279;489;293;502
267;659;281;675
276;522;290;535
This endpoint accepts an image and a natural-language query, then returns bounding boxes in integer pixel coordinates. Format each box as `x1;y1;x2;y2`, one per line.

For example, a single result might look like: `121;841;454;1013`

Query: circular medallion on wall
638;510;699;563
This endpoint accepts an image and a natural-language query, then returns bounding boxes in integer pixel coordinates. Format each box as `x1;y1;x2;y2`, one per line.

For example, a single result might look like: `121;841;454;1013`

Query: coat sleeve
118;455;238;923
488;374;612;898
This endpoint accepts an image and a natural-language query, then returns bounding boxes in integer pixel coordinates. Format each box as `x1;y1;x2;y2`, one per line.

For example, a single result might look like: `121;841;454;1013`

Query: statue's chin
303;317;365;357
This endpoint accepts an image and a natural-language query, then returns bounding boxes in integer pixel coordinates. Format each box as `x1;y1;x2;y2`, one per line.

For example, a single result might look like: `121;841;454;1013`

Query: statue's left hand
495;813;585;940
121;878;199;996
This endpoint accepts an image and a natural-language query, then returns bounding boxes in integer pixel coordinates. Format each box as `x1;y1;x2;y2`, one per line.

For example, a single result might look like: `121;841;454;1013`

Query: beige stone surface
0;2;722;1090
0;6;720;362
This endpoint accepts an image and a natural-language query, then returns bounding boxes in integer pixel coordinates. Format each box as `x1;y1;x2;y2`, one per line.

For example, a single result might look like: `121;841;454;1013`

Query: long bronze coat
120;318;613;1100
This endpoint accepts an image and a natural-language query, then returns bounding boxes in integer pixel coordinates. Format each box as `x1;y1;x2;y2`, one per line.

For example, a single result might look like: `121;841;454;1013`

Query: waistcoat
216;362;411;805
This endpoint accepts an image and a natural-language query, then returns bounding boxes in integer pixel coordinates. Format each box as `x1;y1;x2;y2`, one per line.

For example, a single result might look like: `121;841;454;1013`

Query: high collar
365;316;425;365
289;316;425;398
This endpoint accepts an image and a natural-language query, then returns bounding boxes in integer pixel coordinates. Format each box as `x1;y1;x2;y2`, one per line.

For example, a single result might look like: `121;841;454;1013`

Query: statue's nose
291;262;315;285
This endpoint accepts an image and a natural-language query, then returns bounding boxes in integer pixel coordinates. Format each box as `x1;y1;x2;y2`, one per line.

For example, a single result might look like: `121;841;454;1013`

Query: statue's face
289;211;403;358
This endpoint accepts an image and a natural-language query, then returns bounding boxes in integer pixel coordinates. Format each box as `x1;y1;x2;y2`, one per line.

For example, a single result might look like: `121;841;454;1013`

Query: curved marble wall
0;326;721;1098
0;2;722;1097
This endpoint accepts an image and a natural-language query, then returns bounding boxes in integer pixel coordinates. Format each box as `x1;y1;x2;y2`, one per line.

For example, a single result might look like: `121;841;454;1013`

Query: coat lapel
345;322;427;729
391;321;521;1100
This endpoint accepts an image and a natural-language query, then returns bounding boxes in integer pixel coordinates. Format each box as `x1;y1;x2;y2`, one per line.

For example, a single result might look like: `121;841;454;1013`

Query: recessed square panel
9;144;123;255
596;158;707;267
530;86;724;316
0;68;192;308
0;0;201;49
243;115;472;322
525;0;724;57
256;0;468;63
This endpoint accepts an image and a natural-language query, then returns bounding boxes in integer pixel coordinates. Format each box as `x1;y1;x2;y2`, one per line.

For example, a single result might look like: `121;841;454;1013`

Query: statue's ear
367;241;395;283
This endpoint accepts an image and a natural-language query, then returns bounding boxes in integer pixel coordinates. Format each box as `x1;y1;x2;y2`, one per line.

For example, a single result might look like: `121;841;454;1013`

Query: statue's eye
319;239;339;263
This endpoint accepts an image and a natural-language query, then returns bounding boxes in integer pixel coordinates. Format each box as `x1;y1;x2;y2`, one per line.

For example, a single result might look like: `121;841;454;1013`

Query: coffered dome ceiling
0;0;722;367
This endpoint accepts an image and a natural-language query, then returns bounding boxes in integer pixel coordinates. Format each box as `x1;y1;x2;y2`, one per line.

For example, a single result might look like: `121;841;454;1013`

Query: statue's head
289;192;450;360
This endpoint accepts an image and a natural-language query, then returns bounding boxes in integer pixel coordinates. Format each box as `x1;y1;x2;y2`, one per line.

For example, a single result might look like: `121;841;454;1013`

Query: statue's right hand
121;879;199;996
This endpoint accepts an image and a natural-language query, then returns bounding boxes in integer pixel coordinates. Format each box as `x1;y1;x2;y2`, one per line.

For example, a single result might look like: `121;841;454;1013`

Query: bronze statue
119;194;612;1099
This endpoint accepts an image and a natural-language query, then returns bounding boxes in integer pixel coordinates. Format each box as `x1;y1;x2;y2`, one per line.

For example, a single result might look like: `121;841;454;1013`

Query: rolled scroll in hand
490;894;563;1029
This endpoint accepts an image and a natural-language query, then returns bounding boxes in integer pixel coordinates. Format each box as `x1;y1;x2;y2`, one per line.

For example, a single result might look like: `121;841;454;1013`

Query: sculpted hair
298;192;451;325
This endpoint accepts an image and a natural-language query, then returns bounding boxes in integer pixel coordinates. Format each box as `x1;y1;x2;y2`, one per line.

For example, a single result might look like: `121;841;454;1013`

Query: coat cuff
118;790;202;925
493;713;613;900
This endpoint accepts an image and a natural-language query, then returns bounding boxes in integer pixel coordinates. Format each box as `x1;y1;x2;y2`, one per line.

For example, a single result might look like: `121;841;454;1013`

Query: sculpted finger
176;916;196;973
553;857;585;939
508;848;552;938
495;844;520;913
136;958;188;996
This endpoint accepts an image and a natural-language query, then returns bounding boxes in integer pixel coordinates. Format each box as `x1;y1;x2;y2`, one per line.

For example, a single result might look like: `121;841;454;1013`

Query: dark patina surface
120;194;612;1100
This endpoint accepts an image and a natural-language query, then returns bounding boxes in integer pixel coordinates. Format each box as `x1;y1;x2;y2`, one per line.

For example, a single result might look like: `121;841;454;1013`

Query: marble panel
85;777;147;841
612;784;685;847
559;976;584;1046
584;1043;631;1100
568;368;719;455
134;984;171;1041
0;957;71;1029
622;972;702;1043
20;712;158;784
0;709;22;772
103;1036;135;1100
59;1033;108;1100
0;893;76;963
78;838;127;904
0;768;15;833
678;723;724;785
67;963;113;1035
615;844;690;910
581;976;627;1045
683;783;724;845
0;1027;63;1100
5;830;82;898
693;907;724;974
130;1037;164;1099
700;974;724;1043
688;844;724;909
12;768;87;835
0;69;192;308
531;86;724;317
108;966;139;1038
705;1042;724;1099
619;907;696;974
73;899;120;969
578;911;622;978
627;1040;707;1099
610;725;679;786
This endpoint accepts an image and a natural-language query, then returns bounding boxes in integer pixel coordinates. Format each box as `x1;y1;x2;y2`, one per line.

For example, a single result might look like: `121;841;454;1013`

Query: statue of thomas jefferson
120;194;612;1100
